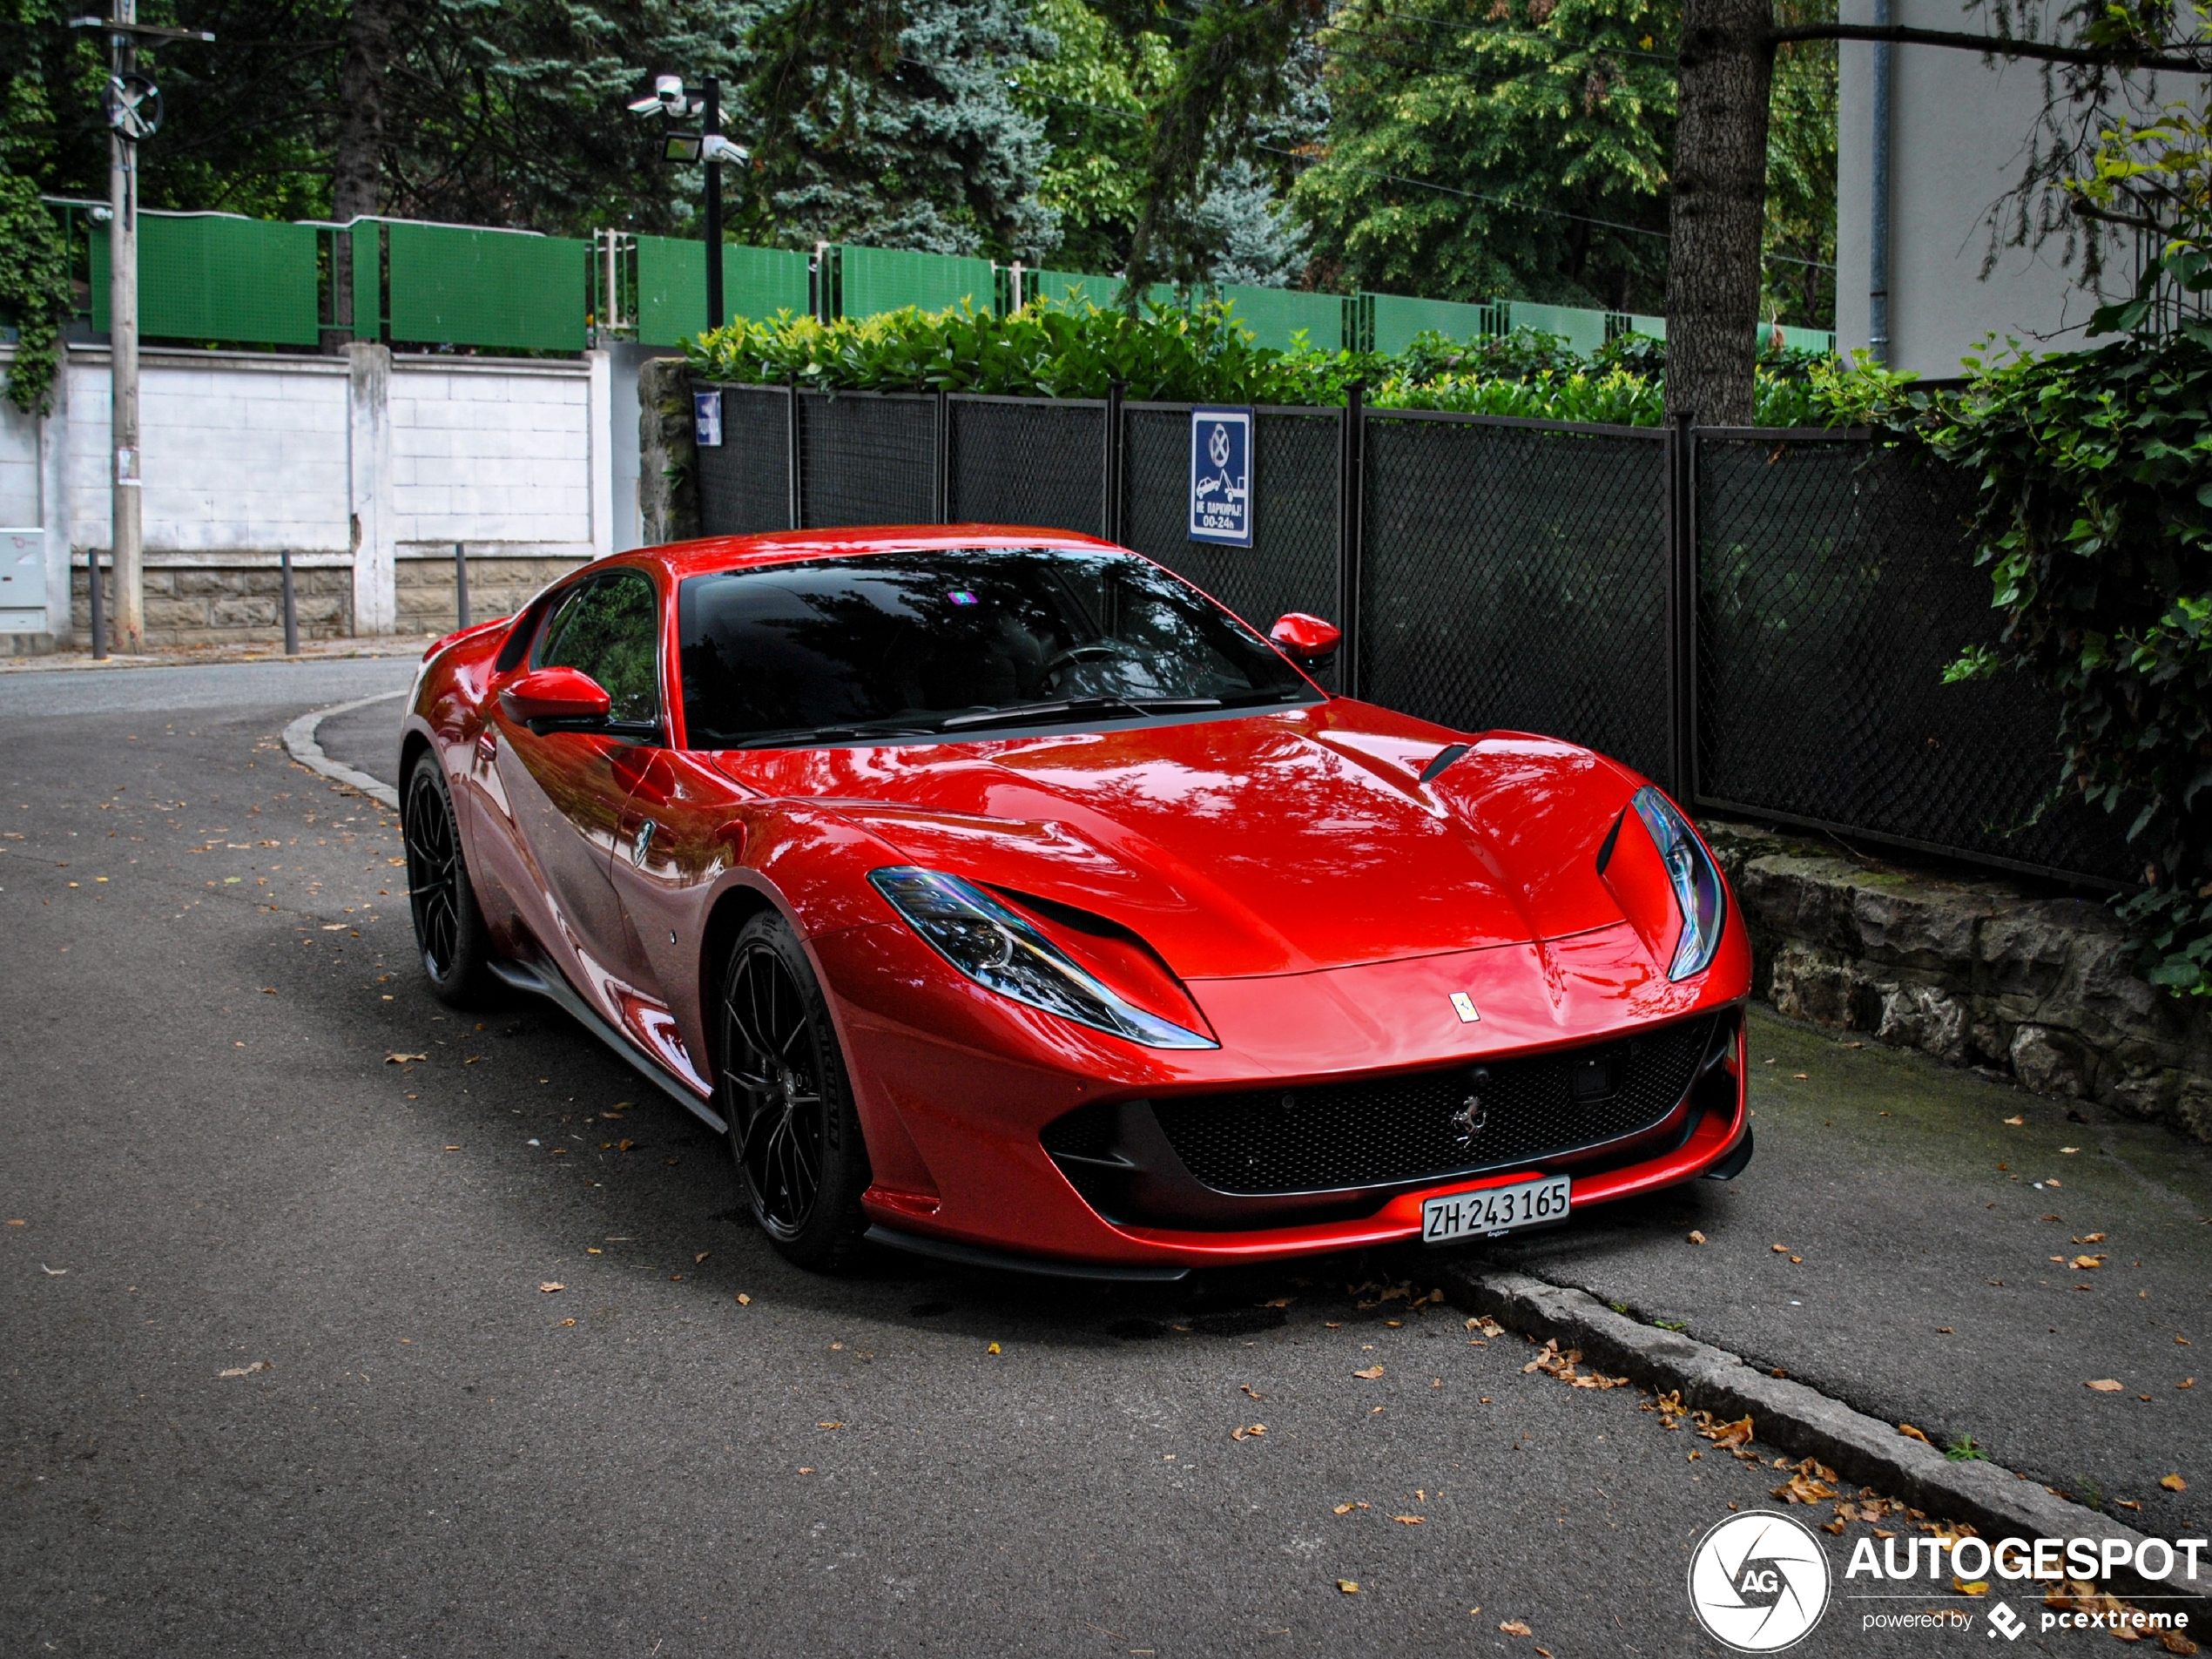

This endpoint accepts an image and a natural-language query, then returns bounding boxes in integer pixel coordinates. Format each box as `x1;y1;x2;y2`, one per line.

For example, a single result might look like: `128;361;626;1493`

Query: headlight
868;867;1217;1049
1629;786;1727;980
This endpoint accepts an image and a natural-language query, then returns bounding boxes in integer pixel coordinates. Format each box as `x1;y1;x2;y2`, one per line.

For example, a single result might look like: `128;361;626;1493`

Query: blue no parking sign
1188;407;1253;547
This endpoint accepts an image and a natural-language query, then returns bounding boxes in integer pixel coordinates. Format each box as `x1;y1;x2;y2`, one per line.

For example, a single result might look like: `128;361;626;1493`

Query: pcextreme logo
1688;1510;1833;1651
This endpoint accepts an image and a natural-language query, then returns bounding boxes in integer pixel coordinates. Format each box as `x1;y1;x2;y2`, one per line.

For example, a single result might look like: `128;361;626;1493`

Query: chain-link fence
685;380;2124;887
695;387;792;536
947;395;1105;536
1695;434;2134;882
1362;411;1670;782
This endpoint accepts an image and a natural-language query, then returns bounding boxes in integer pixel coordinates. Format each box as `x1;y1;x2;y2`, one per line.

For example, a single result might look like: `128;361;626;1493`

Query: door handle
629;819;658;866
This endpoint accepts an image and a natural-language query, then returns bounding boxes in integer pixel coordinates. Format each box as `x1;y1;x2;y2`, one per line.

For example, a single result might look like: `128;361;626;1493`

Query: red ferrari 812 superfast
399;526;1752;1279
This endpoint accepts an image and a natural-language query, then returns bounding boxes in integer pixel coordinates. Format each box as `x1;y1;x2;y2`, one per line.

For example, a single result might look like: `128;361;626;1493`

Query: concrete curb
282;691;404;811
1437;1263;2208;1609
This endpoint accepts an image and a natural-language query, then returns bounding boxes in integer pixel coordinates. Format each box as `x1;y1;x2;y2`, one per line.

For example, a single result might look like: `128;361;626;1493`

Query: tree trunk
1665;0;1774;425
334;0;394;223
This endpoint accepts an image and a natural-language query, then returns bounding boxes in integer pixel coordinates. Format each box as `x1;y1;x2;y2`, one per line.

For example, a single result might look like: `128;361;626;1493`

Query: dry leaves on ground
1393;1514;1423;1525
1898;1423;1932;1442
217;1359;270;1378
1771;1457;1839;1505
2071;1255;2106;1270
1500;1620;1534;1637
385;1052;426;1064
1521;1337;1629;1390
1231;1424;1267;1440
1687;1230;1707;1244
1354;1365;1386;1379
1336;1581;1359;1595
2162;1474;2188;1491
1464;1315;1505;1338
2086;1379;2125;1393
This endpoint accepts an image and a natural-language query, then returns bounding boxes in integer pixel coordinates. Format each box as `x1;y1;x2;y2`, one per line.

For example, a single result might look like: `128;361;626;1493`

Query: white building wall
1837;0;2128;377
1;341;628;649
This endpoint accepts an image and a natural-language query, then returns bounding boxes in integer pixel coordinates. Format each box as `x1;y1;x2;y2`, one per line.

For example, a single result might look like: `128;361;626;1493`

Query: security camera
626;73;690;116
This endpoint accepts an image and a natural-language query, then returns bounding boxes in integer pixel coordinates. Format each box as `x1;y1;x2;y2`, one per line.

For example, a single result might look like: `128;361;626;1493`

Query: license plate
1421;1174;1571;1244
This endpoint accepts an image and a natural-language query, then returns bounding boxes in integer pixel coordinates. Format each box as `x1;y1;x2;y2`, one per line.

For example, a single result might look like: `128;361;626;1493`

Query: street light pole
703;76;724;336
108;0;141;656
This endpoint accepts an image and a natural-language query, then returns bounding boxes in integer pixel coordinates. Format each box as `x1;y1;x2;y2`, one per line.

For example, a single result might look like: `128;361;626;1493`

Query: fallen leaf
1470;1315;1505;1337
1242;1384;1263;1399
443;1144;461;1151
1337;1581;1359;1595
1231;1424;1267;1440
2047;1178;2062;1188
1702;1414;1755;1449
217;1360;271;1378
1332;1502;1354;1515
818;1421;845;1429
1687;1231;1707;1245
1264;1297;1292;1308
2157;1632;2199;1656
2161;1474;2188;1492
2004;1114;2025;1126
2072;1255;2104;1270
1770;1243;1790;1254
1501;1621;1533;1637
1897;1424;1931;1443
1953;1577;1990;1596
559;1317;576;1326
1773;1471;1838;1505
1354;1365;1385;1379
1393;1514;1423;1525
2060;1146;2080;1155
695;1251;710;1264
736;1293;752;1305
2085;1379;2124;1393
986;1342;1001;1355
538;1281;563;1293
385;1052;426;1064
1792;1072;1808;1080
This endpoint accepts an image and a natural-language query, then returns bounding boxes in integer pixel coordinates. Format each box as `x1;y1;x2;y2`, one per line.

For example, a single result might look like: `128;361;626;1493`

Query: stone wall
67;557;353;649
1704;819;2212;1143
395;552;587;637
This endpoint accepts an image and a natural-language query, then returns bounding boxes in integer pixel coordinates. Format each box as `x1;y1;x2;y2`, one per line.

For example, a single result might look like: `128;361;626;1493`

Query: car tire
402;749;496;1008
716;912;873;1271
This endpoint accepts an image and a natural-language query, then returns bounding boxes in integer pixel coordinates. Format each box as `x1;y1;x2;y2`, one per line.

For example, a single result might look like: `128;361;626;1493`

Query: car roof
637;524;1122;582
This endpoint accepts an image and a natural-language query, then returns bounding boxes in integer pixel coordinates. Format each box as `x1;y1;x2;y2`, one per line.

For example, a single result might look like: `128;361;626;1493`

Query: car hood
711;705;1644;979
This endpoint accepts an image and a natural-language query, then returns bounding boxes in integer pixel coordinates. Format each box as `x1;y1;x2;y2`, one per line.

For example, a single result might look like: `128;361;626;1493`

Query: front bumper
821;918;1753;1270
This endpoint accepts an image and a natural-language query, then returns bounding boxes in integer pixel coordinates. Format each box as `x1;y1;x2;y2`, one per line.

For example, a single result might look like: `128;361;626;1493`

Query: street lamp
70;3;213;658
627;75;749;336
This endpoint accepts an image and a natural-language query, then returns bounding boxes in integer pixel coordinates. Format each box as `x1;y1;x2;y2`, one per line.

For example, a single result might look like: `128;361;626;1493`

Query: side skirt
488;955;729;1137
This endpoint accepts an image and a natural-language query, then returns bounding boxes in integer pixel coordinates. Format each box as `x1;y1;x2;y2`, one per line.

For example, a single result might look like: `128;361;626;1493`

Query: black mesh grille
1152;1014;1717;1195
696;386;792;536
798;390;935;529
1696;438;2134;881
1123;407;1342;694
1359;412;1669;779
948;397;1105;536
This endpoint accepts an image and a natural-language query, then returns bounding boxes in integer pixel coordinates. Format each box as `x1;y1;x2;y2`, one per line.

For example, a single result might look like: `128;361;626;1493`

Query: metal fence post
280;550;299;654
934;390;951;523
1338;381;1366;698
786;382;802;530
87;551;106;659
1664;408;1696;804
1103;380;1126;543
454;541;469;630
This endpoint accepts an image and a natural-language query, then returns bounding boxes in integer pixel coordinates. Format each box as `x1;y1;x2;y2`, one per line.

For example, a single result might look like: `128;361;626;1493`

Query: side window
533;570;661;725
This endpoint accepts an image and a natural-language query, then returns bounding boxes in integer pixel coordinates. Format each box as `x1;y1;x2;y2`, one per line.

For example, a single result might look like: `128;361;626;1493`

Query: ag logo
1686;1510;1831;1651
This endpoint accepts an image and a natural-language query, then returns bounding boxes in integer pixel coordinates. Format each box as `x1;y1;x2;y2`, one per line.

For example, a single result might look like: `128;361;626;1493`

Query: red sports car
399;527;1751;1278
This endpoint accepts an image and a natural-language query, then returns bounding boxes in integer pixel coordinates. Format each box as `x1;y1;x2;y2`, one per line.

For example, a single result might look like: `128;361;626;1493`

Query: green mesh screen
1505;300;1608;354
1368;293;1500;354
835;245;994;318
91;213;320;345
386;222;586;350
1217;285;1344;352
352;220;381;337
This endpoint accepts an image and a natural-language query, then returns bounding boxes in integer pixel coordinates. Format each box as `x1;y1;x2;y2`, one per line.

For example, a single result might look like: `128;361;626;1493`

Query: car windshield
677;546;1317;748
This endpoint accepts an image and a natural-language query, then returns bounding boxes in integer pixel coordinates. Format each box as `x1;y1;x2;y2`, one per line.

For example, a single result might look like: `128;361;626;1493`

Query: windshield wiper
936;695;1223;732
741;721;942;747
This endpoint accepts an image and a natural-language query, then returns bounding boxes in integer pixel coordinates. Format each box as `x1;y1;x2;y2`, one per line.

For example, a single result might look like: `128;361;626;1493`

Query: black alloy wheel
403;750;493;1007
718;912;870;1269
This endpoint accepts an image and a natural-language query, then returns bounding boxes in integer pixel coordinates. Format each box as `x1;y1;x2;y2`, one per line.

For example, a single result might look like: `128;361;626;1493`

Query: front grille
1150;1013;1720;1195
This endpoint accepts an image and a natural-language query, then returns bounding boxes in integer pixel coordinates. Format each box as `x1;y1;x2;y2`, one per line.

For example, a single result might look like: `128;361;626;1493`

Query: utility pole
109;0;141;656
72;4;211;658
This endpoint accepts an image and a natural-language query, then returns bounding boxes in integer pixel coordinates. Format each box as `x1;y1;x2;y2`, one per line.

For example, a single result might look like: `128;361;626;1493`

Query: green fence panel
1025;268;1113;311
1772;323;1837;355
384;222;586;351
1366;292;1499;354
836;245;995;319
1217;284;1343;351
91;213;320;345
352;220;381;338
637;239;812;344
1620;313;1665;341
1505;300;1608;354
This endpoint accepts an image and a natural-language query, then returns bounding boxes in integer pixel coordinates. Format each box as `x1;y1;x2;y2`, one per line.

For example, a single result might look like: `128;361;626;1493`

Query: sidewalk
0;637;433;674
1476;1005;2211;1539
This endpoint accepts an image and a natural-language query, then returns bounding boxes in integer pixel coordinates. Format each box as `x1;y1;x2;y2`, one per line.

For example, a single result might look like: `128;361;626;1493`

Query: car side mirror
1270;612;1342;669
500;665;612;731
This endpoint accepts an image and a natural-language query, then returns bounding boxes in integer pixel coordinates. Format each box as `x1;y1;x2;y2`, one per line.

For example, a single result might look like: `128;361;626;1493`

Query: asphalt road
0;664;2188;1656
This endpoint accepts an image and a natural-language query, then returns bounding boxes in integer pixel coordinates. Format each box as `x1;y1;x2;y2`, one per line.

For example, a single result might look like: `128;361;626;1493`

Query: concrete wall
0;341;642;653
1836;0;2128;377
